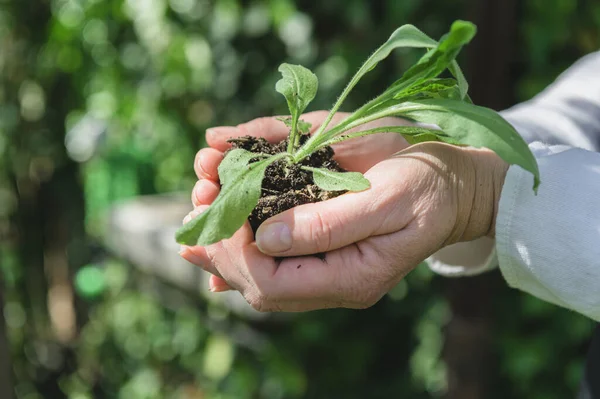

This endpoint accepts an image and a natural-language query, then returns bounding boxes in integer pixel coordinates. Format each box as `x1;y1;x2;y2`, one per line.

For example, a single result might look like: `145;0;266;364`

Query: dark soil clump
227;133;346;234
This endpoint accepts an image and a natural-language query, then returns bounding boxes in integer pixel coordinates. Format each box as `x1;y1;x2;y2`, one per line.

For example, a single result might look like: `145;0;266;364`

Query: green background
1;0;599;398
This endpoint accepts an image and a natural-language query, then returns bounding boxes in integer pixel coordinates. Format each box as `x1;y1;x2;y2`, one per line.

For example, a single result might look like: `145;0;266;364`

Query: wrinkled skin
180;111;508;312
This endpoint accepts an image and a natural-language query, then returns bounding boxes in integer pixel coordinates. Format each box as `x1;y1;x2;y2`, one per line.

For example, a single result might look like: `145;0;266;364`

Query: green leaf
379;23;470;99
342;79;462;127
276;116;312;134
448;62;469;100
276;64;318;152
394;78;462;101
396;99;540;191
384;22;470;99
297;120;312;134
175;149;282;246
321;126;455;148
382;21;476;101
310;23;472;140
299;22;476;158
217;149;258;185
275;64;318;119
302;166;370;192
403;132;460;146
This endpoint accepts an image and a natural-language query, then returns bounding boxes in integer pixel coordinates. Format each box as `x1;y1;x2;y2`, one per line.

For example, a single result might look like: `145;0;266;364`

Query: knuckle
237;117;267;136
194;149;203;166
246;293;271;313
309;211;334;253
355;290;382;309
201;247;225;278
244;284;286;312
236;122;250;136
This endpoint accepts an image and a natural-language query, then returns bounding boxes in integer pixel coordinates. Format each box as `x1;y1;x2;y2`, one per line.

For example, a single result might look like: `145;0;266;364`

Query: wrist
457;147;508;241
395;142;508;247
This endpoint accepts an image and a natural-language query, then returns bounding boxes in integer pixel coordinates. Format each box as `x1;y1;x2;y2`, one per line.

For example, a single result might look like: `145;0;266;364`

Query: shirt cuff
427;238;498;277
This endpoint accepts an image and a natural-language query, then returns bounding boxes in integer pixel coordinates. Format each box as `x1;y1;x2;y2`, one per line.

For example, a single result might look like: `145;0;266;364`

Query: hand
180;112;508;311
181;110;411;285
181;111;411;293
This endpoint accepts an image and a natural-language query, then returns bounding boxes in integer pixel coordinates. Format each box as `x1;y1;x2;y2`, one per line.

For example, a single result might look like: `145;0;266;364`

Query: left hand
181;110;411;296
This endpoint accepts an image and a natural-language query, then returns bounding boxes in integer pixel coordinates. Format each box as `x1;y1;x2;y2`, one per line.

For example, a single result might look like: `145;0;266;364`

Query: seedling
176;20;540;247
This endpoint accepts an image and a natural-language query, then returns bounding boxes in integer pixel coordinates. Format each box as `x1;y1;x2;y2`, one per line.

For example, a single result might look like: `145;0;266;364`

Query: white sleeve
496;144;600;321
430;144;600;321
428;51;600;320
501;51;600;151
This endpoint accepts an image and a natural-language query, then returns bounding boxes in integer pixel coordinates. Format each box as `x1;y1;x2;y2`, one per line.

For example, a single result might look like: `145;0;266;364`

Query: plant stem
286;115;299;153
312;125;446;153
291;113;361;162
293;82;421;162
292;103;418;163
317;127;397;148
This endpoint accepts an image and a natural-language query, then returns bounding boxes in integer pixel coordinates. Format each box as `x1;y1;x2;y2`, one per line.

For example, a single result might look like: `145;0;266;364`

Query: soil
227;133;346;235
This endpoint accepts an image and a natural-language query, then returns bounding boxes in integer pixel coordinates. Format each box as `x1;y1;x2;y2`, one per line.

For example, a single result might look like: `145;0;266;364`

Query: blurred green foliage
0;0;598;398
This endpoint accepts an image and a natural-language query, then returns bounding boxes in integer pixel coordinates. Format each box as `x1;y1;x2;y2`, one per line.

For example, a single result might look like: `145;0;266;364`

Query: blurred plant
0;1;597;399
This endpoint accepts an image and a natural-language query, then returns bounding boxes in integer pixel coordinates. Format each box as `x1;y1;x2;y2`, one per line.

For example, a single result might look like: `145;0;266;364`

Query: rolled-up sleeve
427;51;600;321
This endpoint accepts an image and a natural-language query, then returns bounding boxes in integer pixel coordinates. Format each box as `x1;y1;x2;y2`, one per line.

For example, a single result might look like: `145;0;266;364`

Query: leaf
403;132;460;146
175;149;282;246
276;116;291;125
276;116;313;134
217;148;258;185
396;99;540;191
275;64;318;119
394;78;462;102
382;21;476;101
386;22;470;99
297;120;312;134
382;23;470;98
323;126;453;147
306;22;476;151
302;166;370;192
448;62;469;100
311;23;472;138
300;21;476;161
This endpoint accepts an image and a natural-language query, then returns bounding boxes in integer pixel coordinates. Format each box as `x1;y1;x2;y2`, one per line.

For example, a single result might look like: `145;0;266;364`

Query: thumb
255;188;389;257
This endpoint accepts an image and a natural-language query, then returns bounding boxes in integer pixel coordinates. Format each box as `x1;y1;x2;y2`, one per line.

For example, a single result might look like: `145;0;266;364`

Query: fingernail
209;281;232;293
193;183;202;205
212;285;233;293
184;207;204;224
256;222;292;253
195;152;210;178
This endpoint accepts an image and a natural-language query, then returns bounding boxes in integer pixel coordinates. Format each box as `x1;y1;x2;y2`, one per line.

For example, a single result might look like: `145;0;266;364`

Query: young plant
176;20;540;247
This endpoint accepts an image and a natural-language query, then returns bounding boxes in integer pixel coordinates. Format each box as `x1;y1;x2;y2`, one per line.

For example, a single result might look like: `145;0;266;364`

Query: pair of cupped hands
179;111;508;312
